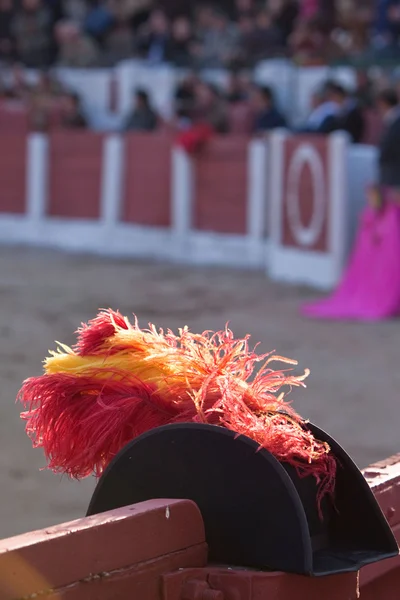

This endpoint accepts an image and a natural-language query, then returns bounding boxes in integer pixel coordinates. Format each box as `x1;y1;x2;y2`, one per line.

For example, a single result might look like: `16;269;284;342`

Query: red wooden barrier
48;131;103;219
0;101;28;135
122;133;172;227
0;499;207;600
0;455;399;599
0;134;26;214
282;135;329;252
194;137;248;235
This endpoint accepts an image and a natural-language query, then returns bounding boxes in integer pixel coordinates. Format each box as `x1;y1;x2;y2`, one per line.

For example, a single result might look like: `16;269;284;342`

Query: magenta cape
301;202;400;321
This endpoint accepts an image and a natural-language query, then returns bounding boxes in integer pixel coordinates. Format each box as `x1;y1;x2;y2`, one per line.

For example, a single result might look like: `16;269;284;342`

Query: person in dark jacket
251;84;286;133
327;82;365;143
60;92;87;129
297;88;339;135
124;89;158;132
376;88;400;189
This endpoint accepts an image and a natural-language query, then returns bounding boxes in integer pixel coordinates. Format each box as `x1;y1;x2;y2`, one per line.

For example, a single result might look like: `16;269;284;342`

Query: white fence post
100;134;124;230
247;138;268;265
26;133;48;225
171;146;194;261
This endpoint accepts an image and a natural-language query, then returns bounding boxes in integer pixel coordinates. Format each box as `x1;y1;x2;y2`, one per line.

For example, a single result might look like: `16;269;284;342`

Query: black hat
87;422;398;576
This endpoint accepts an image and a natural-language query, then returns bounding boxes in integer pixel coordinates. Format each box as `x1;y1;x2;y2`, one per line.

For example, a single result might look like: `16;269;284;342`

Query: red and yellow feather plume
17;309;336;504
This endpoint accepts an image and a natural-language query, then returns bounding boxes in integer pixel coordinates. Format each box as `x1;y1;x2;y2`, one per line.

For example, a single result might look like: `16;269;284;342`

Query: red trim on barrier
0;134;26;214
282;136;329;252
48;131;103;219
122;133;172;227
193;137;248;235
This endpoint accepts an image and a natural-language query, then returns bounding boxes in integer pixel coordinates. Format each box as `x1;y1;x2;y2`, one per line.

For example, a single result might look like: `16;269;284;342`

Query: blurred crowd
2;0;400;70
0;60;390;144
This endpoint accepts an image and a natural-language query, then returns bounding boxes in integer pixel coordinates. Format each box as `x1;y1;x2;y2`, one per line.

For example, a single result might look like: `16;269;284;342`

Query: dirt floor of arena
0;247;399;539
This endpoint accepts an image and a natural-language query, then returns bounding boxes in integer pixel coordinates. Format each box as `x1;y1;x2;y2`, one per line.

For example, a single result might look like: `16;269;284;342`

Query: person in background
297;86;339;134
326;81;365;143
0;0;15;64
225;70;249;103
84;0;113;46
165;16;195;67
135;8;170;63
242;9;282;63
124;89;158;131
102;0;135;65
376;88;400;189
27;70;62;132
11;0;53;68
173;72;199;128
55;19;100;67
268;0;299;44
60;92;87;128
60;0;88;25
250;84;286;133
193;8;239;68
192;80;229;133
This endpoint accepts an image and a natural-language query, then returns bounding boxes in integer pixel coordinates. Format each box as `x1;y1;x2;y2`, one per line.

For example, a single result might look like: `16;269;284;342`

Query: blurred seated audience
123;88;158;131
165;16;195;67
297;86;340;134
0;0;15;64
12;0;53;68
376;88;400;189
135;8;170;63
59;91;88;128
101;0;135;65
251;84;286;132
326;81;365;143
192;80;230;133
192;8;239;69
27;70;63;132
55;19;100;67
268;0;299;44
174;73;198;127
83;0;113;45
238;9;282;65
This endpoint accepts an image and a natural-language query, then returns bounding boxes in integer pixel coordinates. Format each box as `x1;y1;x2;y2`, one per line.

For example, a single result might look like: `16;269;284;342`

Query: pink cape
301;202;400;321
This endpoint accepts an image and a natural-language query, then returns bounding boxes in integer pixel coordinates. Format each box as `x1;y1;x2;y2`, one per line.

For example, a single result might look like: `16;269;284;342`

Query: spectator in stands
102;1;136;65
225;71;249;103
192;8;239;68
192;80;229;133
27;70;62;132
372;0;400;55
84;0;114;45
326;81;366;143
165;16;195;67
135;8;170;63
240;9;282;64
268;0;299;44
55;19;100;67
0;0;15;64
376;88;400;188
124;89;158;131
5;63;32;101
60;91;87;128
11;0;53;68
174;72;198;128
60;0;88;25
297;86;339;134
233;0;257;21
250;84;286;132
288;17;329;64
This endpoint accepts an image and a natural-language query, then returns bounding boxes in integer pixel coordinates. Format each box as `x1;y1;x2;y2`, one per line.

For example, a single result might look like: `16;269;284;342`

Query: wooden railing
0;455;399;600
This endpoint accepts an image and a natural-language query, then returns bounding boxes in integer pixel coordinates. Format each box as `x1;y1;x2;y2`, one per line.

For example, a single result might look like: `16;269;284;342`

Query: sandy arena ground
0;247;399;539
